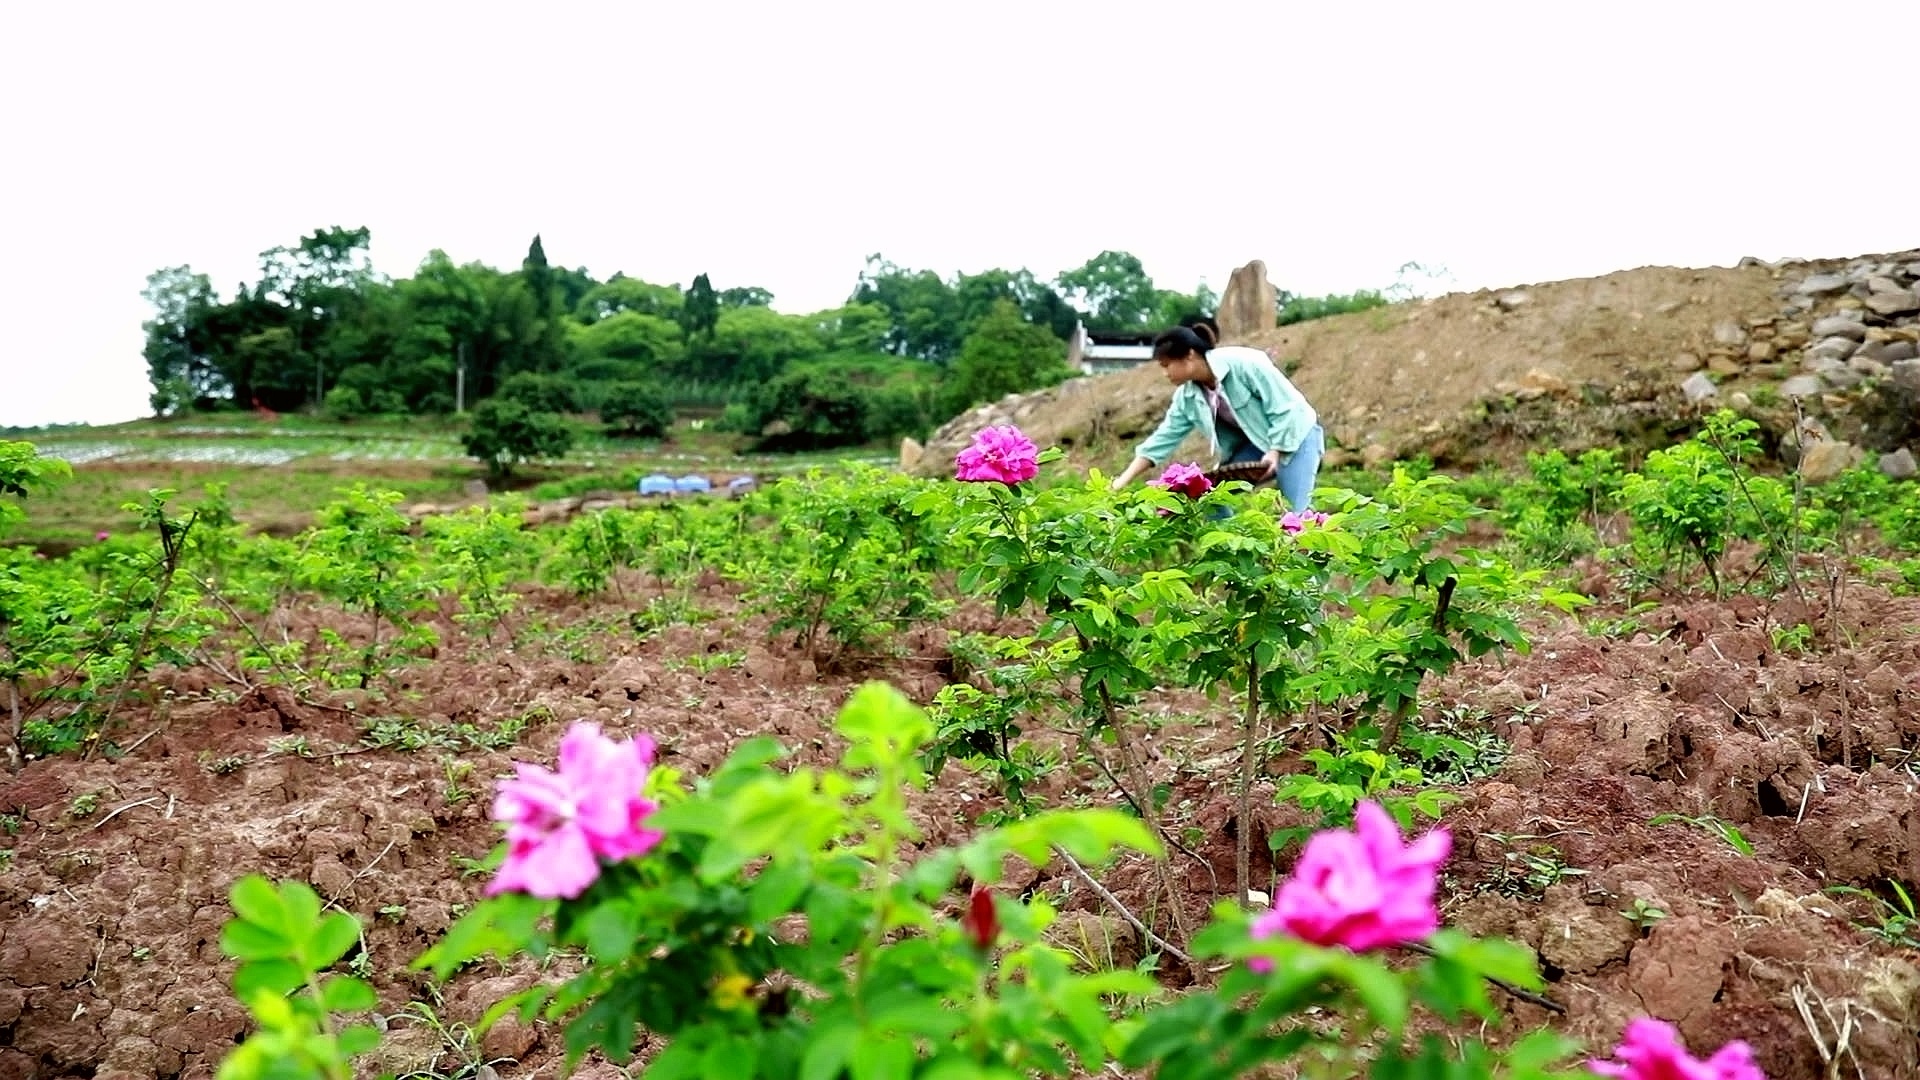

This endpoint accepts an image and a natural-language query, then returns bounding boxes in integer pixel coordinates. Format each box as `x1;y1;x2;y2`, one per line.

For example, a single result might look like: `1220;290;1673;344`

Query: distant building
1066;321;1157;376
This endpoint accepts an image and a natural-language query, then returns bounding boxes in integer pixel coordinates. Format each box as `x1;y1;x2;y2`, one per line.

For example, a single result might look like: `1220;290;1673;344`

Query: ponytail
1151;322;1215;361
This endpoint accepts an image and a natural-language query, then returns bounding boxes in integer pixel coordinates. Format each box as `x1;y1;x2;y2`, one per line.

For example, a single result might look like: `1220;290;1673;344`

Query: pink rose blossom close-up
954;425;1039;485
1280;510;1329;534
1148;462;1213;499
486;723;663;899
1248;800;1450;966
1588;1017;1766;1080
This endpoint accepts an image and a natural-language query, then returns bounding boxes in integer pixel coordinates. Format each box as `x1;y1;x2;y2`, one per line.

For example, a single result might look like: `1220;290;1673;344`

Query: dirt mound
916;249;1920;477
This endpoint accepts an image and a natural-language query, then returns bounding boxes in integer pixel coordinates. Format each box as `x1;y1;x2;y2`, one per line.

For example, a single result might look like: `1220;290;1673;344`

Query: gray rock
1671;351;1704;372
1865;290;1920;317
1811;315;1868;340
1807;336;1861;362
1810;357;1862;389
1796;273;1850;295
1799;439;1862;484
1781;375;1825;398
1869;339;1918;364
1880;448;1917;480
1681;372;1719;403
1848;355;1890;379
1711;320;1747;347
1891;359;1920;394
1868;276;1907;295
1495;290;1531;312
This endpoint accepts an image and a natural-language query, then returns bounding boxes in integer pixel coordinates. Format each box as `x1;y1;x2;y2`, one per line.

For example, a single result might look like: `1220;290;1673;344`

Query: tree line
139;229;1227;450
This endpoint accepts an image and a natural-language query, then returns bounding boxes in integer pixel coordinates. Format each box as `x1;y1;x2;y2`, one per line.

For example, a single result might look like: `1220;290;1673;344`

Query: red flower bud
961;884;999;952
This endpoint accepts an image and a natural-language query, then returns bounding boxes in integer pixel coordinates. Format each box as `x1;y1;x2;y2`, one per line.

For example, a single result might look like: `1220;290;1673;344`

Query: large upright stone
1215;259;1278;342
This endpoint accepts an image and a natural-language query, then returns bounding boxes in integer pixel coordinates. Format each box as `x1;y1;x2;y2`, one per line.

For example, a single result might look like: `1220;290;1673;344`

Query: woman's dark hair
1152;321;1217;360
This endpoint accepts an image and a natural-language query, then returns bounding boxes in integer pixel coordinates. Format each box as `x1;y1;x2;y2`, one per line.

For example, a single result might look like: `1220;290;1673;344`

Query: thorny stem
1093;679;1193;950
186;568;311;688
1052;844;1192;965
1377;575;1455;753
1235;649;1262;909
89;509;195;759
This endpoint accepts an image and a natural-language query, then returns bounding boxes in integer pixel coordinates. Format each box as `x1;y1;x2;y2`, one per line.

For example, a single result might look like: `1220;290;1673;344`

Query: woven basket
1204;460;1273;485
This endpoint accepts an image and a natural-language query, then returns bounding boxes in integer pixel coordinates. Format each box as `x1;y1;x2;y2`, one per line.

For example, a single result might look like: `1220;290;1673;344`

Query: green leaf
337;1022;383;1057
219;918;290;962
318;975;377;1013
233;958;305;1001
228;875;287;931
579;900;643;964
304;911;363;970
1331;952;1409;1034
849;1032;914;1080
749;855;814;923
800;1019;858;1080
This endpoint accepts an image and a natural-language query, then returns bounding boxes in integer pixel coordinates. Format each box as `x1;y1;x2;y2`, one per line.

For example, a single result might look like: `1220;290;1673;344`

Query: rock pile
1684;251;1920;481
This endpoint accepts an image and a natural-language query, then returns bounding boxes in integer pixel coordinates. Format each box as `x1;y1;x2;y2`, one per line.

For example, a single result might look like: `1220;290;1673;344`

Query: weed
378;904;409;923
1649;812;1755;856
1824;880;1919;949
67;791;101;818
1619;898;1667;933
265;735;313;759
1482;834;1588;898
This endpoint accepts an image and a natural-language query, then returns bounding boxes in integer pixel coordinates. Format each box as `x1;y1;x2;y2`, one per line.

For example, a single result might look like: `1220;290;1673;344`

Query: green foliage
495;371;579;415
180;683;1578;1080
1618;411;1792;595
598;380;674;438
738;467;949;664
0;440;71;537
1276;289;1391;326
216;876;381;1080
298;486;444;686
944;299;1076;415
460;398;575;477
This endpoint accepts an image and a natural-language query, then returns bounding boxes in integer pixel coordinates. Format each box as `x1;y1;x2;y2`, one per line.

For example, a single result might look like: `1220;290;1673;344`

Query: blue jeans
1224;424;1324;510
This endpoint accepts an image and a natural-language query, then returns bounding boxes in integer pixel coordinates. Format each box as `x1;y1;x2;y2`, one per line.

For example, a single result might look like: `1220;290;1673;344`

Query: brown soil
3;574;1918;1079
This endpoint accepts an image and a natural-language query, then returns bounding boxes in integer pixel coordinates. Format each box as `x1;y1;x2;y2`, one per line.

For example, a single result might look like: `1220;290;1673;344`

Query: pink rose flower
1249;800;1449;965
1280;510;1329;534
954;425;1039;485
486;723;663;900
95;531;111;542
1149;463;1213;499
1588;1018;1765;1080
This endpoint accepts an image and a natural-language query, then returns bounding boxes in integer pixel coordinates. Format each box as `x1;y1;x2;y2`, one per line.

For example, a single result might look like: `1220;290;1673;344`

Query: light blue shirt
1132;346;1318;466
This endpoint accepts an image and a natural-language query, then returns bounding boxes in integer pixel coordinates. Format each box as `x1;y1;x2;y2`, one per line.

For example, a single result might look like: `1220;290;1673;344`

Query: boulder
1811;315;1868;341
1865;289;1920;317
1879;448;1917;480
1807;336;1860;363
899;436;925;473
1799;438;1863;483
1780;375;1824;399
1795;273;1850;295
1680;373;1718;403
1710;320;1748;347
1216;259;1279;342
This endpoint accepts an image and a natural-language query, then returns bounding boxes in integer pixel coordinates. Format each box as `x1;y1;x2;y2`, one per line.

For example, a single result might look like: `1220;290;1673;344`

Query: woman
1108;321;1325;510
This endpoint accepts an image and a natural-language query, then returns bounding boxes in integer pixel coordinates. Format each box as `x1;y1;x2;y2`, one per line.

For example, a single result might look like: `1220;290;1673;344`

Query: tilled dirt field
1;575;1916;1079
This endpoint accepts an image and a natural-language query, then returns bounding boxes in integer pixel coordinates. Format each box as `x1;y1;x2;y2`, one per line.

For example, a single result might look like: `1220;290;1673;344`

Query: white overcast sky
3;1;1916;427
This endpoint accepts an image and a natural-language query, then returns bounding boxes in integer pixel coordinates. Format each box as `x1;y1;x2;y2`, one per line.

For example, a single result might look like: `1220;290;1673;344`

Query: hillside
914;249;1920;479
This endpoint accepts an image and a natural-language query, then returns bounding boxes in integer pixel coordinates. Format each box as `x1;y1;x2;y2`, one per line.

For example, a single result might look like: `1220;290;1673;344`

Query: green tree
681;273;720;341
496;371;579;415
141;266;220;415
255;226;380;408
517;235;568;374
944;299;1075;415
599;381;673;438
574;276;682;323
567;311;686;372
1055;250;1159;331
461;398;574;477
719;285;774;308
